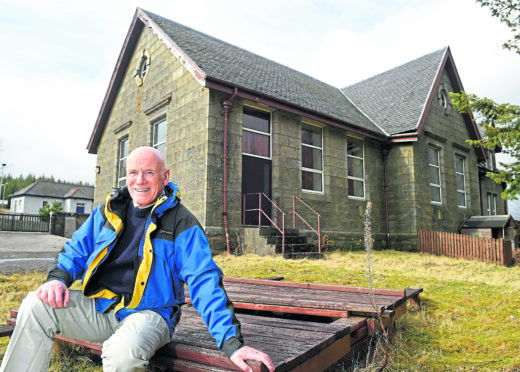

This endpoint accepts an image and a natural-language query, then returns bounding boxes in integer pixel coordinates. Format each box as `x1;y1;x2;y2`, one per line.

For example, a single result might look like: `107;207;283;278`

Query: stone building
87;8;506;252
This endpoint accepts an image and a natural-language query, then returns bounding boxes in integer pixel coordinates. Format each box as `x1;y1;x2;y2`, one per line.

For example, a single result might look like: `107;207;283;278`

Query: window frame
429;146;442;204
486;149;495;171
347;135;365;199
455;155;467;208
242;106;272;160
151;116;166;155
487;193;497;216
117;136;129;188
301;123;324;193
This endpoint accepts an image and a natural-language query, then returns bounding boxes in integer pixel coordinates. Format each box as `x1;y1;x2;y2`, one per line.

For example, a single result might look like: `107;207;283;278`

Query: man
0;146;274;372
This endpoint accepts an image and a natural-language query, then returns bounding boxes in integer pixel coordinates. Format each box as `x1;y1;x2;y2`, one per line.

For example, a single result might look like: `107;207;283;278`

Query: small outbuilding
461;215;518;248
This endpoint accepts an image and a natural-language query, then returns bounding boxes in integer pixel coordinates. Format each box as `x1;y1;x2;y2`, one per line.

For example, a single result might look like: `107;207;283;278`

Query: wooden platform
1;278;422;371
186;277;422;321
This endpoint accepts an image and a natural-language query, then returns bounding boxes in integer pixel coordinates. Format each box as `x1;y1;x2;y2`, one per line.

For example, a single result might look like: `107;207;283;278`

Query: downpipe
222;88;238;253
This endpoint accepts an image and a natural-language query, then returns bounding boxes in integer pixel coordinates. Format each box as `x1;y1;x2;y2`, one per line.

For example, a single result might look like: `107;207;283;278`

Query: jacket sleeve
46;205;107;287
174;224;244;357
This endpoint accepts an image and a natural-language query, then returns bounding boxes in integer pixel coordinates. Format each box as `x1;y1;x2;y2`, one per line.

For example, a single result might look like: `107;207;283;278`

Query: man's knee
102;332;154;371
18;291;47;319
101;311;170;371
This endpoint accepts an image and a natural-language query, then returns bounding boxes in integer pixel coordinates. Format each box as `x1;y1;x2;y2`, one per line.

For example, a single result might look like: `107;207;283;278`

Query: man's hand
230;346;275;372
36;280;70;309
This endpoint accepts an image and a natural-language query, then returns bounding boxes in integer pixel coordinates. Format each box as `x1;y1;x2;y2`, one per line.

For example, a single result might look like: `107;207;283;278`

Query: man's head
126;146;170;207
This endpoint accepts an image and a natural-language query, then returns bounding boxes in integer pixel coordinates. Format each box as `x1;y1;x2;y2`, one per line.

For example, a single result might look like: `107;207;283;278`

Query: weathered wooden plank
0;324;14;338
185;280;406;317
222;283;405;308
287;333;350;372
55;334;102;355
223;277;406;297
150;356;240;372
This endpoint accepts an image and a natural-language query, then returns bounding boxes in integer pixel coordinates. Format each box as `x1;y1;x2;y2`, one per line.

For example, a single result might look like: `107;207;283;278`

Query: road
0;232;68;275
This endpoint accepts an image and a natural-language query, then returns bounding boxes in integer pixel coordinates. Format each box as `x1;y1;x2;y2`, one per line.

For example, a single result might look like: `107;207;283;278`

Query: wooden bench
1;307;364;371
0;278;422;371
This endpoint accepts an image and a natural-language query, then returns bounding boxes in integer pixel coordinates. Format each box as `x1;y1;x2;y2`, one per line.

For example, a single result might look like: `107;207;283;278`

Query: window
437;84;451;115
429;147;442;203
117;137;129;188
138;55;149;78
347;136;364;198
242;107;271;158
42;201;48;207
486;149;495;171
301;124;323;192
76;202;85;214
455;155;466;208
487;193;497;215
152;118;166;155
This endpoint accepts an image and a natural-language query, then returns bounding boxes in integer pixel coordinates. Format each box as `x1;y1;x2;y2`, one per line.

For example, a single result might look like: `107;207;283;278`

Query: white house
9;181;94;214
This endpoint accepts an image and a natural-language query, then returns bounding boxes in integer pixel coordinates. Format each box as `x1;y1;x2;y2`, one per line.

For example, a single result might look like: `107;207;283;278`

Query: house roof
342;47;486;160
87;8;386;153
87;8;484;161
9;181;94;200
461;215;518;229
342;48;447;136
144;10;383;132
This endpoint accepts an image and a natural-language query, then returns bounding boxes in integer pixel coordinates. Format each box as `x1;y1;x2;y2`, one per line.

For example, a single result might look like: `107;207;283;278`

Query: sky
0;0;518;187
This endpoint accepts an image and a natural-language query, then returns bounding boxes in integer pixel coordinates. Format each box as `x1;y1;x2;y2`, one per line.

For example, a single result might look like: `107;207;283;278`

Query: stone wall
203;96;388;252
93;26;210;224
385;70;483;250
51;212;90;238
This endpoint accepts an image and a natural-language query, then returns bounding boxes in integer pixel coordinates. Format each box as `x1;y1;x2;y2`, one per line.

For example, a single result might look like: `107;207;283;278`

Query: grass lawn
1;249;519;371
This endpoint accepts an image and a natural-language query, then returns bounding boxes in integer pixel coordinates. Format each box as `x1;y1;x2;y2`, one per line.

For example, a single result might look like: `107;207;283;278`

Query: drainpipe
222;88;238;253
382;143;391;249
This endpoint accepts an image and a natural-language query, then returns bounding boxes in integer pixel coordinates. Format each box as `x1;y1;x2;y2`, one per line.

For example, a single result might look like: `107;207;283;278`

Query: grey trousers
0;290;171;372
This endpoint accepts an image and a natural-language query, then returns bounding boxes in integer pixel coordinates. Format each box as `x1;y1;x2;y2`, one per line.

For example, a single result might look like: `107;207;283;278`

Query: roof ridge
338;89;390;136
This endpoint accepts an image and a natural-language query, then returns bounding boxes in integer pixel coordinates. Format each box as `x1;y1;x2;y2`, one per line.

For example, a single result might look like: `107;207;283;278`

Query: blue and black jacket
47;182;243;357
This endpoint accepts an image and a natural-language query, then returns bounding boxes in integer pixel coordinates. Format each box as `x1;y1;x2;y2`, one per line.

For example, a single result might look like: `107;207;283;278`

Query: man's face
126;149;170;207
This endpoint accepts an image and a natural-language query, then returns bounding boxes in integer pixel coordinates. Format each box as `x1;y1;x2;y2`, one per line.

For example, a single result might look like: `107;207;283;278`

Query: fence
418;230;513;267
0;213;50;233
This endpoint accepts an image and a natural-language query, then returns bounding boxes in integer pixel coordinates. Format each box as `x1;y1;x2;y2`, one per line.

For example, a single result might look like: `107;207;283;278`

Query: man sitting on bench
0;146;274;372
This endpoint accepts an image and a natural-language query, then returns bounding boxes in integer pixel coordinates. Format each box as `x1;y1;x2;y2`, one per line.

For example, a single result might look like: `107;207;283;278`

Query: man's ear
163;169;171;185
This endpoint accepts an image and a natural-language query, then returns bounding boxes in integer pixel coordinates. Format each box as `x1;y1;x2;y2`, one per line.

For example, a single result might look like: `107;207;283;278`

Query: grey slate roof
461;215;517;229
342;48;447;135
10;181;94;200
143;10;384;135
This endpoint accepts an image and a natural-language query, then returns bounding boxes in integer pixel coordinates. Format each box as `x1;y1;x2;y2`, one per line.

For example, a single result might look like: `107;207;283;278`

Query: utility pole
0;163;6;208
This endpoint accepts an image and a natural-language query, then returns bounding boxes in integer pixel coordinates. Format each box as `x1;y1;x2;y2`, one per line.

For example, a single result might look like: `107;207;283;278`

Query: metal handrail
288;196;322;253
242;193;286;254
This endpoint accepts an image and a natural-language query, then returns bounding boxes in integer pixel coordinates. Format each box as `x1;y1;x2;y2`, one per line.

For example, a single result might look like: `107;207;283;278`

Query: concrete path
0;232;68;275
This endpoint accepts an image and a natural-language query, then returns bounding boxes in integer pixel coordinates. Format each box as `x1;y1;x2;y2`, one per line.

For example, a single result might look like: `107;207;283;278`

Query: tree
449;1;520;199
477;0;520;54
39;201;63;217
450;91;520;199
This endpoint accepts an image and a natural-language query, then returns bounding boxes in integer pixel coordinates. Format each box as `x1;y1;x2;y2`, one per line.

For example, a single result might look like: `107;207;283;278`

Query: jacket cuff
46;267;72;287
222;336;244;358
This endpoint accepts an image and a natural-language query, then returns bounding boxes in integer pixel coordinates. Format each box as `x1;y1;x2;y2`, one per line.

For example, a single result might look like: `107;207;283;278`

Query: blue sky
0;0;518;186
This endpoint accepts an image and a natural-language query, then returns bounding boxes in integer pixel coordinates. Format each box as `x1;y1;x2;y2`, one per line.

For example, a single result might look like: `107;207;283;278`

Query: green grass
1;250;520;371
